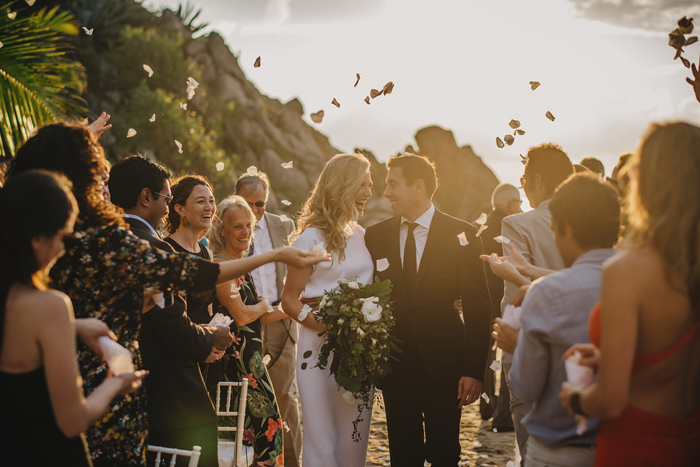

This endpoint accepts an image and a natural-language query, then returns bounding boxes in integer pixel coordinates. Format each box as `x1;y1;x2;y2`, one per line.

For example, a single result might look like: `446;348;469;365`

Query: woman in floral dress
7;122;328;466
208;196;290;467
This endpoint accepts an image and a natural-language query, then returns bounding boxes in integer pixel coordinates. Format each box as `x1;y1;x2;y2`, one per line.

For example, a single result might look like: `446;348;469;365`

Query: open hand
492;318;518;354
457;376;481;408
88;112;112;139
275;247;331;269
76;318;116;361
480;251;530;286
108;369;148;396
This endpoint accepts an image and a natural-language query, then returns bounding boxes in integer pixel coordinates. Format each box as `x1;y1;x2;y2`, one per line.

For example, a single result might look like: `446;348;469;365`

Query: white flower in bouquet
357;328;366;337
347;280;360;289
320;295;328;307
360;297;382;322
342;391;356;404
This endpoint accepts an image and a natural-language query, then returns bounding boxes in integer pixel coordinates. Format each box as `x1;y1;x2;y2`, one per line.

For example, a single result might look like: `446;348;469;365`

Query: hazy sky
148;0;700;194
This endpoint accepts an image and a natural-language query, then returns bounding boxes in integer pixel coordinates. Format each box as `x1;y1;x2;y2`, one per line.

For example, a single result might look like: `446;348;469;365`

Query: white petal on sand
215;162;225;171
149;114;156;122
494;235;511;245
308;243;327;257
496;137;504;148
126;128;137;138
180;102;187;110
254;56;261;68
298;304;312;321
481;393;490;404
281;200;292;206
476;224;488;237
354;73;361;87
546;111;555;121
529;81;540;90
281;161;293;169
475;213;488;225
82;27;93;35
174;140;183;154
143;64;154;77
490;360;501;371
377;258;390;272
246;166;258;176
458;232;469;246
310;110;324;124
474;441;483;448
331;98;340;108
508;119;520;129
504;134;515;146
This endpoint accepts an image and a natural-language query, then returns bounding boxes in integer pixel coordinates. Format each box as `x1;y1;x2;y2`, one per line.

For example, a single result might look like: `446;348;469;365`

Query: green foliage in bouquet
301;276;401;442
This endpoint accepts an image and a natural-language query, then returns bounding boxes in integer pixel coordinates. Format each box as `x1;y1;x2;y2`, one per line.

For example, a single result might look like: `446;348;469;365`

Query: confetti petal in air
281;161;293;169
297;305;311;322
476;213;488;225
674;48;683;59
143;64;154;77
254;56;261;68
481;393;490;404
174;140;183;154
354;73;361;87
494;235;512;245
515;129;525;135
186;77;199;100
370;89;382;99
490;360;501;371
247;166;258;176
331;98;340;108
82;27;94;35
382;81;394;95
529;81;540;90
520;154;527;165
476;224;488;237
508;119;521;129
496;137;504;148
364;96;370;105
678;16;694;34
310;110;324;124
230;281;240;299
669;30;686;50
458;232;469;246
8;12;16;19
546;111;556;121
681;56;691;68
281;200;292;206
308;243;328;258
216;162;225;171
377;258;390;272
126;128;137;138
686;36;698;46
180;102;187;110
280;215;291;223
504;134;515;146
149;114;156;122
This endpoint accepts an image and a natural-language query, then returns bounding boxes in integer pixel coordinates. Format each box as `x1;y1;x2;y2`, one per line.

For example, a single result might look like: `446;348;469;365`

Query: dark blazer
482;209;507;320
364;208;491;389
125;216;218;431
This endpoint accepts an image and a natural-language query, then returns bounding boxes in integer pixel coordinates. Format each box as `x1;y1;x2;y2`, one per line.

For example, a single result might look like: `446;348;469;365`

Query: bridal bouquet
300;276;400;442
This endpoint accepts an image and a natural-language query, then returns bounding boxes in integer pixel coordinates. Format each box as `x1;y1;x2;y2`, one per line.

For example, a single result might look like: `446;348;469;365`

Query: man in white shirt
235;172;301;467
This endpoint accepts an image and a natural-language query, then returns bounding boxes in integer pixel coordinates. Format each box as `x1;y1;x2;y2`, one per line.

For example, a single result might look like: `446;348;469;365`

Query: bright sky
148;0;700;197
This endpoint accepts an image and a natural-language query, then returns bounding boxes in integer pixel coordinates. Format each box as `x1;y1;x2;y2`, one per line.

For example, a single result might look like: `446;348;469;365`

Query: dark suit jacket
365;209;491;389
125;216;218;431
481;209;507;321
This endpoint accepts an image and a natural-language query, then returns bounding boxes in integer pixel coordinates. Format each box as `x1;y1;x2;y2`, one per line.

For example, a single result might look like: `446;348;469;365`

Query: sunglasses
156;191;173;202
247;201;266;208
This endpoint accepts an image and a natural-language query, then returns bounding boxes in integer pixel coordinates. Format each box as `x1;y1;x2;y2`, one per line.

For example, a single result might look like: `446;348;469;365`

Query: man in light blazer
235;172;301;467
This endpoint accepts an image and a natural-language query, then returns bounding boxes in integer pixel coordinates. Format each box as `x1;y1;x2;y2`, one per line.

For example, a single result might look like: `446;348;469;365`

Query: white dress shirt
399;203;436;269
250;215;279;301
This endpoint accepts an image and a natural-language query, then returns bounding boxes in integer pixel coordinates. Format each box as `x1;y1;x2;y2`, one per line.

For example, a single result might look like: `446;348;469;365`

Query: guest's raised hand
275;246;331;269
563;343;600;371
75;318;116;362
481;253;529;286
492;318;518;354
457;376;481;408
210;326;234;350
503;243;528;274
205;348;226;363
87;112;112;139
107;369;148;396
687;62;700;104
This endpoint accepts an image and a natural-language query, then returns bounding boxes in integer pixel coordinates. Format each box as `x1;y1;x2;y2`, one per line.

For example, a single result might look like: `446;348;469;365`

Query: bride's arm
281;265;326;333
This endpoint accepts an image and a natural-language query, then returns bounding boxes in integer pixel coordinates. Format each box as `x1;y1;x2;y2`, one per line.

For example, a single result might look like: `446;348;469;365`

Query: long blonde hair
207;195;256;255
292;154;370;262
623;122;700;310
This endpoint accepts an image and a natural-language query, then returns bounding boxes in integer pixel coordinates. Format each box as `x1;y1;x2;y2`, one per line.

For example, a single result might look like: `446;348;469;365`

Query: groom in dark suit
365;154;491;467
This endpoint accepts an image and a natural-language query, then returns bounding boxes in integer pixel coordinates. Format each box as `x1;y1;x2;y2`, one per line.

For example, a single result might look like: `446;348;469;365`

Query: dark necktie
404;222;418;290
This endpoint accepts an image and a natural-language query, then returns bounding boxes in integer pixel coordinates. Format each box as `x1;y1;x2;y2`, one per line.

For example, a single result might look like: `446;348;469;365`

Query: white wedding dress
292;225;374;467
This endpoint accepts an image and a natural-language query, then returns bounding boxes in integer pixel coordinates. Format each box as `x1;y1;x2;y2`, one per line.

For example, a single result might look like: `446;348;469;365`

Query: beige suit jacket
263;212;298;341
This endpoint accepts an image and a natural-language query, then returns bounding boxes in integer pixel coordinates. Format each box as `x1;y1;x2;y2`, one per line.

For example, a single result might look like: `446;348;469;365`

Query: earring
182;217;189;227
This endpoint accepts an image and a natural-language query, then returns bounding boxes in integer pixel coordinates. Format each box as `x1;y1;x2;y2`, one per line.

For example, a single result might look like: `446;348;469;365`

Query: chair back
147;444;201;467
215;379;250;467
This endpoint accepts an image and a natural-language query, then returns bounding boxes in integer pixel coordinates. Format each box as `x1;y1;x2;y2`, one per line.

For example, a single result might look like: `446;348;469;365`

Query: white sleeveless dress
292;226;374;467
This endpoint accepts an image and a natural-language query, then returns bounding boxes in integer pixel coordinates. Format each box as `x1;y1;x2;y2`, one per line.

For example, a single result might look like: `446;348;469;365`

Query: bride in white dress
281;153;375;467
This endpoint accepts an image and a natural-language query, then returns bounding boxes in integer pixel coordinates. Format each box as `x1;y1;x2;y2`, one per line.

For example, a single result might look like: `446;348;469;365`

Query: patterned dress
213;272;284;467
49;221;220;466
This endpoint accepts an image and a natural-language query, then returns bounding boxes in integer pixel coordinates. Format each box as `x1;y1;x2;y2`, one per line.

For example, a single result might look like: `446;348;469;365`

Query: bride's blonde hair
292;154;370;262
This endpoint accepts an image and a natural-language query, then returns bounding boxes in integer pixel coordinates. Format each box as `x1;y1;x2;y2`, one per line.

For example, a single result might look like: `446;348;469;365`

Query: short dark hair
549;173;620;249
165;174;213;234
580;157;605;176
108;155;171;210
524;143;574;197
386;154;439;199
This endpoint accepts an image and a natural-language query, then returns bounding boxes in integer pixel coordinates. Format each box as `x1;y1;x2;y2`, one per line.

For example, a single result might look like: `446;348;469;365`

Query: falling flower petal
476;224;488;237
298;304;312;321
520;154;527;165
458;232;469;246
310;110;324;124
281;161;294;169
187;76;199;87
370;89;382;99
8;12;16;19
186;76;199;100
143;64;154;77
496;137;504;148
364;96;370;105
254;56;261;67
529;81;540;90
687;36;698;46
127;128;137;138
546;111;555;121
481;392;490;404
175;140;183;154
377;258;390;272
216;162;225;171
331;98;340;108
515;129;525;135
674;48;683;59
490;360;501;371
678;16;694;35
504;134;515;146
82;27;94;35
669;30;686;49
476;213;488;225
354;73;361;87
247;166;258;176
308;243;327;257
382;81;394;95
494;235;512;245
149;114;156;122
281;200;292;206
509;119;521;129
180;102;187;110
681;56;691;68
280;214;290;223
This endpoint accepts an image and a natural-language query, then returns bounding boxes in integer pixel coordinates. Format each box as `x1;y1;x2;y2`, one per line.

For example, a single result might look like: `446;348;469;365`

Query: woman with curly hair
281;153;374;467
560;122;700;465
7;121;328;467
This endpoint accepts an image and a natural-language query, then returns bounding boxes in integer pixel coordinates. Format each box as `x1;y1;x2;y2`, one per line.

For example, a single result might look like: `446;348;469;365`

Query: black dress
0;367;92;467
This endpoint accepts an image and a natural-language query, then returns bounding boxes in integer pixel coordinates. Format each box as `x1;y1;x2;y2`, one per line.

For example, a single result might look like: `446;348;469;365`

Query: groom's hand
457;376;481;408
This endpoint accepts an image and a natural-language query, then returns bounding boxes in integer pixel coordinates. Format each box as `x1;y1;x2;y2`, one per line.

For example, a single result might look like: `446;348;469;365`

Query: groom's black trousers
382;344;462;467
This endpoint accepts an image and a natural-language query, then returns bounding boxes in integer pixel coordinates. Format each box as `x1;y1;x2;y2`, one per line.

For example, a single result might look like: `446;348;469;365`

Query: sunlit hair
208;195;256;255
524;143;574;197
291;154;371;262
623;122;700;310
165;174;214;235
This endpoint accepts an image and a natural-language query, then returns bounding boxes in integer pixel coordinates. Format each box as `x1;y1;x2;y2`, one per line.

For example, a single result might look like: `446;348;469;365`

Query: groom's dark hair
387;154;439;199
